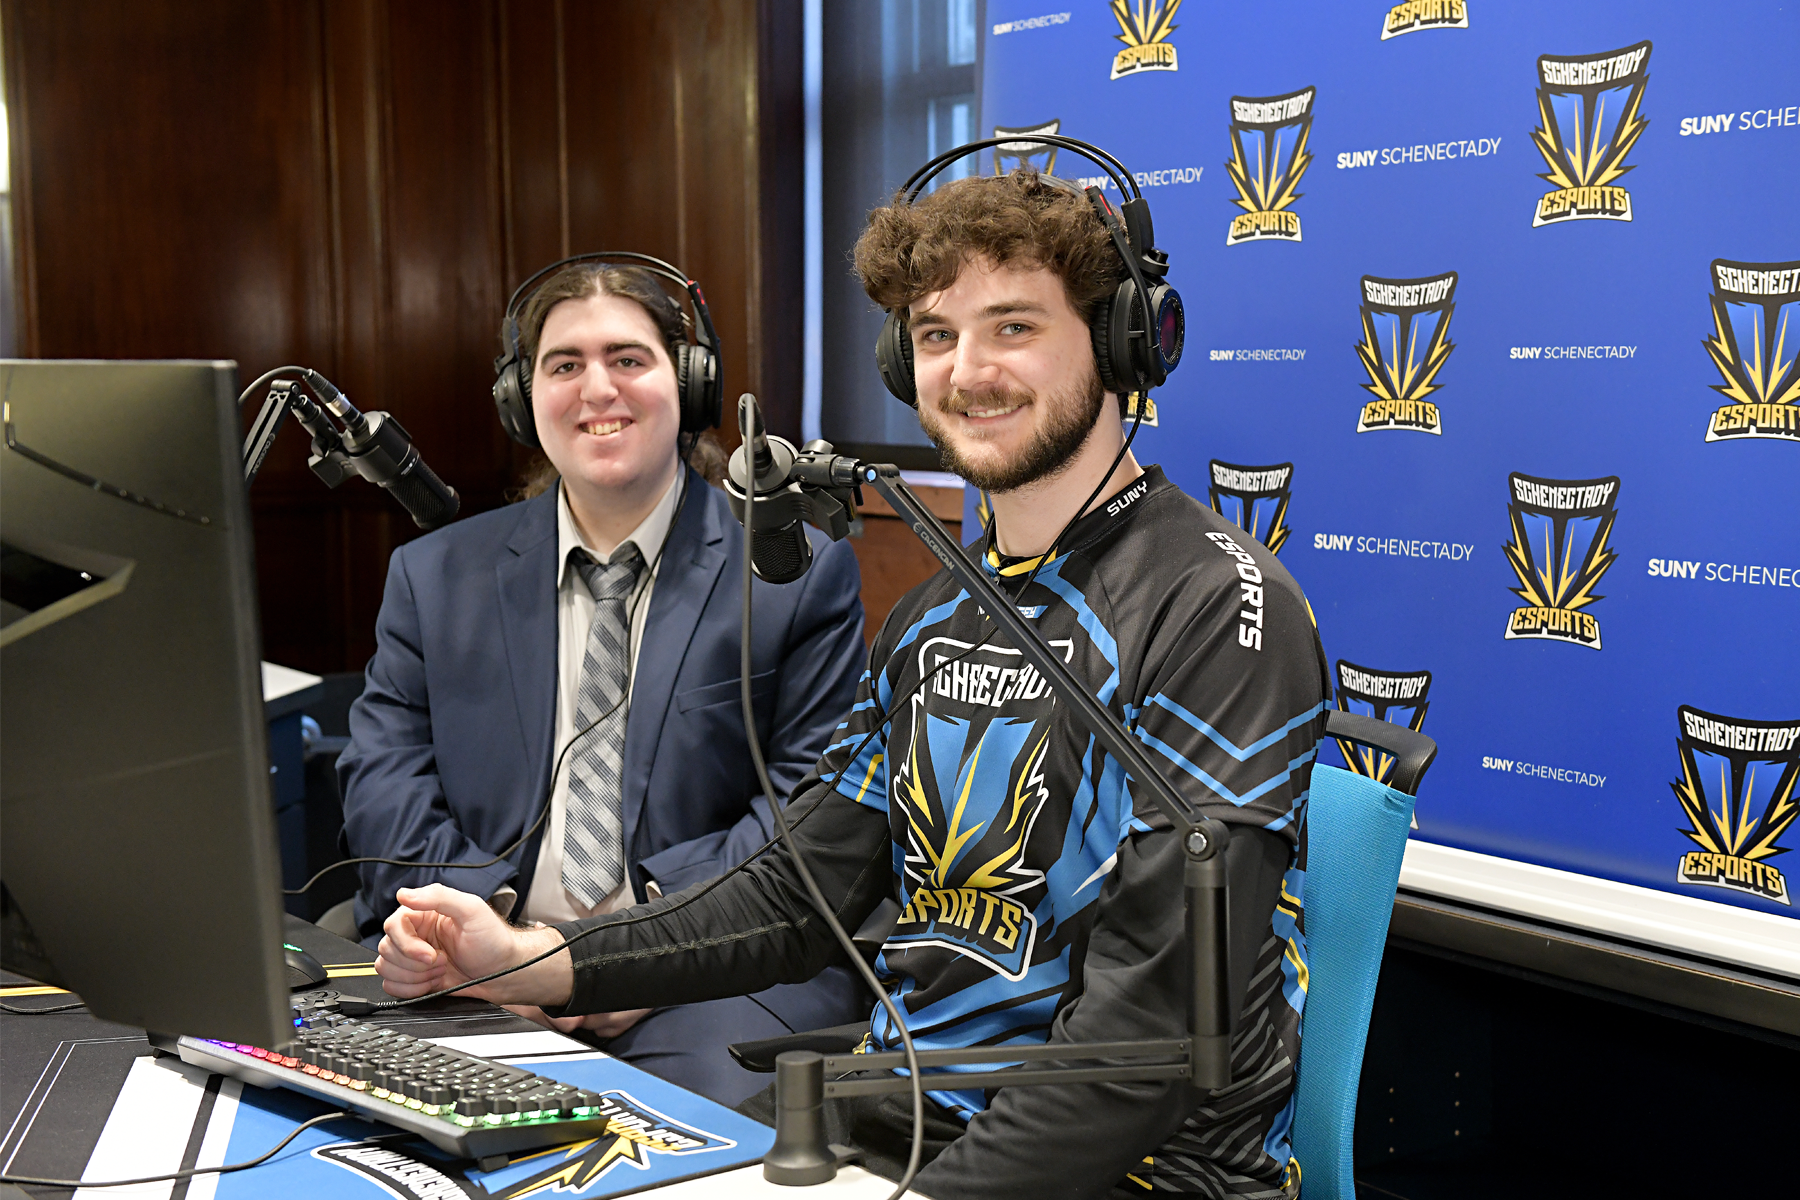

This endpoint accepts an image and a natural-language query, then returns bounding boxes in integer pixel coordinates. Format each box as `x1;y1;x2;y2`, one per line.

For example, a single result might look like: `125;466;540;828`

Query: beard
919;364;1106;493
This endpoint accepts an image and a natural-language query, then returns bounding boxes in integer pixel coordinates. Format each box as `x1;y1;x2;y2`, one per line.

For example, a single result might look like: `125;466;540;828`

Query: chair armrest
728;1022;871;1073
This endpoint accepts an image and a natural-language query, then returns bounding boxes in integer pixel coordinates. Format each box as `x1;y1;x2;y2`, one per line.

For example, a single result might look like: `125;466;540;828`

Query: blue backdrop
975;1;1798;921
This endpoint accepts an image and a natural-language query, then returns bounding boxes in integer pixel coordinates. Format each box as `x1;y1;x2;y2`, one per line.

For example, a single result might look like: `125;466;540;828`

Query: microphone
300;369;461;531
726;394;813;584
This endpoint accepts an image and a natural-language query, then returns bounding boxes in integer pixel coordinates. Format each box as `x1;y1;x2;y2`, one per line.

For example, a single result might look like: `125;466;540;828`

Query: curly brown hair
507;263;726;498
853;170;1124;319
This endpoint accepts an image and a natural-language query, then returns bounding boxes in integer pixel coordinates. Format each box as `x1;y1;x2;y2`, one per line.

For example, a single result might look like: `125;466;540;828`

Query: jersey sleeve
1127;531;1329;842
818;662;892;811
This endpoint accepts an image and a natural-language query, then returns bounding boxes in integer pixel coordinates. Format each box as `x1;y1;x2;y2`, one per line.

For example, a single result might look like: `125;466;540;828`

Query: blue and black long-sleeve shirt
554;466;1329;1198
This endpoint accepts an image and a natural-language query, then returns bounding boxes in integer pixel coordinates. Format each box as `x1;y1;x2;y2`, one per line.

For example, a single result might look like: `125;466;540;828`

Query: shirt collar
983;465;1170;577
555;470;683;589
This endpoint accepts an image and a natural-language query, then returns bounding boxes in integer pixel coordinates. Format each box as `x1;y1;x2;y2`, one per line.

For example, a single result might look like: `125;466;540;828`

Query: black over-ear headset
493;251;723;448
875;136;1184;408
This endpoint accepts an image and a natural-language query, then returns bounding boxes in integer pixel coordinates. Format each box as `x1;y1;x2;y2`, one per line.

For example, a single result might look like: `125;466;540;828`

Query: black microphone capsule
751;519;813;585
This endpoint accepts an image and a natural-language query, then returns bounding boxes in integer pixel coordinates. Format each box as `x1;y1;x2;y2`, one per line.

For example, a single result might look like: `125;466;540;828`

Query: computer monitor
1;359;290;1047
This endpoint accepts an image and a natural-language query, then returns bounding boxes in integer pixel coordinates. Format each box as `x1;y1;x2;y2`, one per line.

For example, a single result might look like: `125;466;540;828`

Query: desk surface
0;919;825;1198
656;1163;909;1196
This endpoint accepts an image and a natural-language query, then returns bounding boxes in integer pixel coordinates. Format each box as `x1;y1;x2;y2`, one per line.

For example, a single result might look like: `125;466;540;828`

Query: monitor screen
1;359;290;1047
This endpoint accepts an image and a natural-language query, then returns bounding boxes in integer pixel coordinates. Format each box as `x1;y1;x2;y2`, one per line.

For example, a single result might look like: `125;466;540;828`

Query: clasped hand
376;884;575;1008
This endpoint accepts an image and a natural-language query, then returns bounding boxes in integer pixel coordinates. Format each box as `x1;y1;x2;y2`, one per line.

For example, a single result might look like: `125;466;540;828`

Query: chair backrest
1288;763;1417;1200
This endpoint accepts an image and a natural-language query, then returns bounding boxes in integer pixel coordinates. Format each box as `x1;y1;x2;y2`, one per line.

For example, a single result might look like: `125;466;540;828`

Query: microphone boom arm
756;446;1233;1114
239;368;459;530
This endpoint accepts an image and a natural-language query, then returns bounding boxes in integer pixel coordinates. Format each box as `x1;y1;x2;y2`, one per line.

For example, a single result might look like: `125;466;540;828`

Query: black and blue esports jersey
552;467;1330;1198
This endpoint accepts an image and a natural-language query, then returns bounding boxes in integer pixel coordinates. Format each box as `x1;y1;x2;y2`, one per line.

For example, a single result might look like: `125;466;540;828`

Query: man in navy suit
338;258;869;1104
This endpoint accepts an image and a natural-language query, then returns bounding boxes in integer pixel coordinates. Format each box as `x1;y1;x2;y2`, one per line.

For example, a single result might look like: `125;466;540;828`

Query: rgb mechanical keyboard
169;995;613;1165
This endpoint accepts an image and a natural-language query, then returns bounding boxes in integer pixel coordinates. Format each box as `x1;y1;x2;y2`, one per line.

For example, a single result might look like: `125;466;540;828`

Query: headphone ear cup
876;310;919;407
492;353;540;448
1088;289;1130;397
1111;277;1148;395
674;342;697;432
675;342;723;433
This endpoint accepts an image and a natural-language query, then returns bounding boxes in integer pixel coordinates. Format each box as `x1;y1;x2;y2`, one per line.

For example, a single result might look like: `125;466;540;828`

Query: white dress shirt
488;471;682;925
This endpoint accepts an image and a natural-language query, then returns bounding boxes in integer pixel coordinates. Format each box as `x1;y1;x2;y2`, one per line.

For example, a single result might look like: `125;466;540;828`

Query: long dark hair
509;263;725;498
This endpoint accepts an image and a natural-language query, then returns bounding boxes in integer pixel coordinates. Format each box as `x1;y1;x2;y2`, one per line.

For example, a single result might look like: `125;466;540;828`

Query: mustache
941;386;1035;415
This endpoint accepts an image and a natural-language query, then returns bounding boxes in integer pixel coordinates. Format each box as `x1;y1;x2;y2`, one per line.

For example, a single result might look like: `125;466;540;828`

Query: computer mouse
283;943;329;990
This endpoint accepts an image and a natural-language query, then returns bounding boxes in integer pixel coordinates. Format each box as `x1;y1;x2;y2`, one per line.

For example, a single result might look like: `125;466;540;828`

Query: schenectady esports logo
1501;473;1619;649
1333;661;1431;786
888;638;1068;980
1225;87;1315;245
1207;461;1292;554
1669;707;1797;907
1354;273;1457;434
1701;259;1800;443
1109;0;1180;80
1381;1;1468;39
1529;41;1651;227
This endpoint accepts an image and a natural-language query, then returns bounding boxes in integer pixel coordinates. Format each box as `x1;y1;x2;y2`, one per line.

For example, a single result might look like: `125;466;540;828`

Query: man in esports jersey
375;170;1329;1199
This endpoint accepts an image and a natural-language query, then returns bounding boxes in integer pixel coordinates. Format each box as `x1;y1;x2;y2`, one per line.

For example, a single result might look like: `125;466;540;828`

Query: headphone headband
500;250;719;359
874;135;1184;405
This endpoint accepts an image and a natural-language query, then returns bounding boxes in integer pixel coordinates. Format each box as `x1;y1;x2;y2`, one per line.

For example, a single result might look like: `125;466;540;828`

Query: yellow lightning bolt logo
1111;0;1180;47
1531;78;1648;191
1704;294;1800;408
1227;115;1311;217
488;1093;729;1198
1355;304;1454;405
962;732;1050;891
1673;747;1799;863
1502;504;1616;615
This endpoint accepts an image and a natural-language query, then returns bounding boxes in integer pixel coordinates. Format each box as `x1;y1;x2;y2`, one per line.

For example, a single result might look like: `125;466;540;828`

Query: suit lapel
622;473;727;855
496;491;560;826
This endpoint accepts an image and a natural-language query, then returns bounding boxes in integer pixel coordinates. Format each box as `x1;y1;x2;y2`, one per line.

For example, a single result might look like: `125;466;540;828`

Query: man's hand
377;884;574;1008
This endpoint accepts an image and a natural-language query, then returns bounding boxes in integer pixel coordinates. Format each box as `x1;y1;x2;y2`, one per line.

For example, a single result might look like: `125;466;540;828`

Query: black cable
0;998;85;1015
0;1110;354;1188
738;403;927;1200
236;366;315;409
285;460;694;897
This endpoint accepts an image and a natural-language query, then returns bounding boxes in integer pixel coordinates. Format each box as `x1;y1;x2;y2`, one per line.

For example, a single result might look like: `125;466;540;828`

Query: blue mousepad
164;1046;770;1199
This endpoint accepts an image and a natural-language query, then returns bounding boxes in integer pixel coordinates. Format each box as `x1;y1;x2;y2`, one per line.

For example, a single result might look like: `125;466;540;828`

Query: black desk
0;916;546;1195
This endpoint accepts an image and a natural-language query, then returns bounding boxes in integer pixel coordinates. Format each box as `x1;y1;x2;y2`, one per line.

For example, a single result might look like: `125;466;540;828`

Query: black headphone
492;251;723;448
875;136;1184;409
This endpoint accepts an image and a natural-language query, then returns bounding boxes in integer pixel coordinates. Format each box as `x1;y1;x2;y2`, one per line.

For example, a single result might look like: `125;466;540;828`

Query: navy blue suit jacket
338;471;867;944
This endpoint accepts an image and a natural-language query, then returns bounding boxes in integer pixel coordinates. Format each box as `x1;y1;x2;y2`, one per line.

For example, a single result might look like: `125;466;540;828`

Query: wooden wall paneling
673;0;759;450
320;0;392;427
379;0;509;495
4;0;802;673
2;2;36;355
3;0;350;671
498;0;567;280
558;3;679;260
850;521;964;649
4;0;334;365
756;0;804;442
314;0;513;673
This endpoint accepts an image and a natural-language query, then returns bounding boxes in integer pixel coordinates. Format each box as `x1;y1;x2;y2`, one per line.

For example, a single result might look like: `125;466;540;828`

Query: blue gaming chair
1289;710;1437;1200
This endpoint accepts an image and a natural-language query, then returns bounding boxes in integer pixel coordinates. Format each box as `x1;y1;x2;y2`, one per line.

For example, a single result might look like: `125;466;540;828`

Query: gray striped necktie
562;543;645;909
